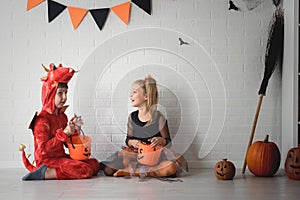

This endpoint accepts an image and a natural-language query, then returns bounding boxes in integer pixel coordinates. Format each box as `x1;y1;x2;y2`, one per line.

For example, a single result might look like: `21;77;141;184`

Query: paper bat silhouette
229;0;240;11
179;38;189;46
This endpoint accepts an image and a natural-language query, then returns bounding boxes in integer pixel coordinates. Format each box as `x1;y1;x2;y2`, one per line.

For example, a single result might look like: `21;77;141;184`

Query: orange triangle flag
111;1;131;25
67;7;88;30
27;0;45;11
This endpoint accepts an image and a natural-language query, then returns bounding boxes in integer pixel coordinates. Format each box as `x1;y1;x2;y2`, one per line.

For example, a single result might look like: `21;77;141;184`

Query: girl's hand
129;139;140;149
149;137;166;147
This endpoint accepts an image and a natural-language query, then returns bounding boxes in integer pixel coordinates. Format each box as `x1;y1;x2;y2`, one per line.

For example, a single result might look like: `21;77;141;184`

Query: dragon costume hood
40;63;75;114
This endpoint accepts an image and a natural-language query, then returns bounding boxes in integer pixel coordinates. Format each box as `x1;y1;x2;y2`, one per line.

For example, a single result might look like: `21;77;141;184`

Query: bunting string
26;0;152;31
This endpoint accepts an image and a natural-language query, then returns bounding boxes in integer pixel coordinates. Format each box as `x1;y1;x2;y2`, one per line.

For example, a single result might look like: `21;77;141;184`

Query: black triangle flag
131;0;151;15
48;0;67;23
90;8;110;31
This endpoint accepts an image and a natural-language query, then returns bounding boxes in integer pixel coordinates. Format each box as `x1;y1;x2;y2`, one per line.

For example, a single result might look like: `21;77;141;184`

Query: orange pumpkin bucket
66;135;91;160
137;142;162;166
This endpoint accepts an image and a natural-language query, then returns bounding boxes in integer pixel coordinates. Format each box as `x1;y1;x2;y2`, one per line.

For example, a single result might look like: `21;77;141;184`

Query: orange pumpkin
285;144;300;180
246;135;280;177
214;159;236;180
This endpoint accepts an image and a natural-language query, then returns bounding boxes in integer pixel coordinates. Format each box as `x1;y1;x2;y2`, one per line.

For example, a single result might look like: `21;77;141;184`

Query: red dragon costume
20;63;99;180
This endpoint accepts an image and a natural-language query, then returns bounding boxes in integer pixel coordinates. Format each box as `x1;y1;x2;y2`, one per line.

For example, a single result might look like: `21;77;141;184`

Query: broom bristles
258;8;284;95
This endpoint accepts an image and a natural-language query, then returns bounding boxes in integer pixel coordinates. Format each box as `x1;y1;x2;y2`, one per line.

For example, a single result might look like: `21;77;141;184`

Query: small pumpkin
246;134;280;177
285;144;300;180
214;159;236;180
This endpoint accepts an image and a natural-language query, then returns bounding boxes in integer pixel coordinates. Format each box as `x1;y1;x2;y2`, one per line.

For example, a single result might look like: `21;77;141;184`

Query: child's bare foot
113;169;131;177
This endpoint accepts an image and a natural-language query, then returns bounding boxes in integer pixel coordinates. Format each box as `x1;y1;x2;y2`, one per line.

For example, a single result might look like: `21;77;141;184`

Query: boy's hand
64;121;75;135
70;114;84;132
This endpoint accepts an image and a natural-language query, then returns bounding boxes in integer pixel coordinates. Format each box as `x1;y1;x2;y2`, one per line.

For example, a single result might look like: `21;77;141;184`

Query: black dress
125;110;171;146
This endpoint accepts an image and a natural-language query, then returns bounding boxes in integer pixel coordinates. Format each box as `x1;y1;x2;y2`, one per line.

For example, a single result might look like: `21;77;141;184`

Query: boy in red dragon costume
21;63;100;180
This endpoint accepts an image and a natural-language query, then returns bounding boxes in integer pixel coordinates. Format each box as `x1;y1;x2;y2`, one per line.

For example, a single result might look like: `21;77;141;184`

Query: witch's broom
242;7;284;174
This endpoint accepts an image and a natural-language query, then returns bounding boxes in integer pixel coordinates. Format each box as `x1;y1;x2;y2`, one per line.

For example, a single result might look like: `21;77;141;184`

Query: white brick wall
0;0;281;169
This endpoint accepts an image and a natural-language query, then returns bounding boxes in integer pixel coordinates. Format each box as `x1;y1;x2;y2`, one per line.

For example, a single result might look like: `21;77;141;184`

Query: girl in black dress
101;75;187;177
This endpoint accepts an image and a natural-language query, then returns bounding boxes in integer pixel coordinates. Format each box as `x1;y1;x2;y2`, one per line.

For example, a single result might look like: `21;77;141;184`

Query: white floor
1;168;300;200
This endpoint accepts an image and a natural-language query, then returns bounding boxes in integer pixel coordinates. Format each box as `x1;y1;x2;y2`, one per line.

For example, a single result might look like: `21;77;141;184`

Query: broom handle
242;94;264;174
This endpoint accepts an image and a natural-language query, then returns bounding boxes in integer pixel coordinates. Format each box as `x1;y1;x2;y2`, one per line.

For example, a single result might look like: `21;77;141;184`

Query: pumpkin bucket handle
68;128;86;149
69;135;75;149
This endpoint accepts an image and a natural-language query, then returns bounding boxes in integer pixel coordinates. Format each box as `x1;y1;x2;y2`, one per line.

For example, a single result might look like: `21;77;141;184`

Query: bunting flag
112;2;131;25
90;8;110;31
48;0;66;23
131;0;151;15
68;7;89;30
27;0;45;11
26;0;152;31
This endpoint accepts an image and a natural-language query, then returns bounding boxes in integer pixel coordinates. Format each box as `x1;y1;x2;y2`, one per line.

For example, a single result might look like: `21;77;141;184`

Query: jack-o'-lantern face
137;142;162;166
67;135;92;160
285;145;300;180
83;146;91;158
137;147;145;160
214;159;236;180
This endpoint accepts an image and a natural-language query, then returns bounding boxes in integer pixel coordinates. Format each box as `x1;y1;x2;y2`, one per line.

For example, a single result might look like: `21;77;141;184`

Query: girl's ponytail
144;76;158;126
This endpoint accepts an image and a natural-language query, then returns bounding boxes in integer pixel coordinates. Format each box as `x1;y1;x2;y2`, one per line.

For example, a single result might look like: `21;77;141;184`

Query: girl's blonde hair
133;75;158;125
